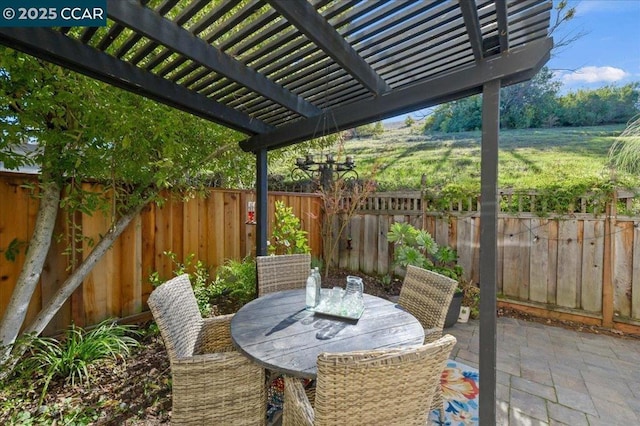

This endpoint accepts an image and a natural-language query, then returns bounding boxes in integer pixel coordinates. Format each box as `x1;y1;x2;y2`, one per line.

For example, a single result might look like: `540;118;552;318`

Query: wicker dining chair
282;334;457;426
256;253;311;296
147;274;266;426
397;265;459;422
398;265;459;344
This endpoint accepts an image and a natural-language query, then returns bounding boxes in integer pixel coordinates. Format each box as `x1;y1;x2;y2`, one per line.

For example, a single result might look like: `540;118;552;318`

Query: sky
393;0;640;122
551;0;640;92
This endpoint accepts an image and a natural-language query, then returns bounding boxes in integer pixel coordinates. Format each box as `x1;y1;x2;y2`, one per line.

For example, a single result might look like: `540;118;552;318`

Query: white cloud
561;66;628;84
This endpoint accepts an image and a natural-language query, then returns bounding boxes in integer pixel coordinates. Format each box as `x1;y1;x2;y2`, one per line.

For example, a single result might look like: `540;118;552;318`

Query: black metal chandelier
292;154;358;189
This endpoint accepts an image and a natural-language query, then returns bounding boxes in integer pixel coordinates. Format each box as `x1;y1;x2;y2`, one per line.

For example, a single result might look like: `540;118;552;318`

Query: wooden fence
0;173;322;334
333;190;640;333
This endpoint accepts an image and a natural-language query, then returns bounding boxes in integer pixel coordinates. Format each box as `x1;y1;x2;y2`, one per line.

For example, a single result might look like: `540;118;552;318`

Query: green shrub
212;257;257;307
387;222;463;282
268;201;310;255
149;251;218;316
150;252;256;316
16;320;139;404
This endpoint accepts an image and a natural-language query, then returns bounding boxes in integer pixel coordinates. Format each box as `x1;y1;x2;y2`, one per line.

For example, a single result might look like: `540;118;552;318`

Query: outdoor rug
266;359;479;425
429;359;479;425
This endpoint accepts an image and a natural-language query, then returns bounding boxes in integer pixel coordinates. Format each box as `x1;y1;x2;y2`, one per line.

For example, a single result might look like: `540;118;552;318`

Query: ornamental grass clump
15;320;140;404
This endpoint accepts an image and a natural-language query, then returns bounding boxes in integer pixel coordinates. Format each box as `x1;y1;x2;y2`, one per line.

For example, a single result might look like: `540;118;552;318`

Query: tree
558;84;640;127
404;116;415;128
424;95;483;132
0;48;254;367
500;66;561;129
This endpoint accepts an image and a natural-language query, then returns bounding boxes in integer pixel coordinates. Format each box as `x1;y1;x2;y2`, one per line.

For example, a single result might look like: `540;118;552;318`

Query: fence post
601;192;617;328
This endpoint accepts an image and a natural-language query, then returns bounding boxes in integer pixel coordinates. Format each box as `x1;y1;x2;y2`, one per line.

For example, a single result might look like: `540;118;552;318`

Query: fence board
239;192;249;258
581;221;604;312
140;204;156;300
529;219;549;303
435;217;449;247
153;200;172;279
362;215;377;274
557;220;580;308
348;216;362;272
456;217;474;283
170;196;184;262
377;215;389;275
183;197;199;260
424;215;436;237
198;197;209;261
547;220;559;305
613;221;634;317
502;218;528;299
333;214;344;270
309;197;322;256
223;192;240;260
82;209;108;323
208;191;225;267
0;177;29;320
470;217;480;285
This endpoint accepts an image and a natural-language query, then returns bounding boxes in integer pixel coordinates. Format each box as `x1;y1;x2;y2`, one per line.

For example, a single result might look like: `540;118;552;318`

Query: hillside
339;124;636;193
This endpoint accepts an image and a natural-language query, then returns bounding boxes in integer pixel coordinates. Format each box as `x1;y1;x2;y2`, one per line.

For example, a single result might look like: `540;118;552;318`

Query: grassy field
334;124;637;193
269;123;639;214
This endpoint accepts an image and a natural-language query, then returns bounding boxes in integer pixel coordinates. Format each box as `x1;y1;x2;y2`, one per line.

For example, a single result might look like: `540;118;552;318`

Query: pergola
0;0;553;423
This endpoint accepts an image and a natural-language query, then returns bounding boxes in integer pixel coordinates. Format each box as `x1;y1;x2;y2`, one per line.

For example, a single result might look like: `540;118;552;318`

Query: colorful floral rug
267;359;479;425
429;359;479;425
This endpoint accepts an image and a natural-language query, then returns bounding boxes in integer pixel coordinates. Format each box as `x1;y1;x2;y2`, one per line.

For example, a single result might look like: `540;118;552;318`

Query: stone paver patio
446;317;640;425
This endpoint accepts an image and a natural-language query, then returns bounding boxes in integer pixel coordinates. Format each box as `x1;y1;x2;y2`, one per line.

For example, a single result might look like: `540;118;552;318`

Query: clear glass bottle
306;269;320;308
313;267;322;290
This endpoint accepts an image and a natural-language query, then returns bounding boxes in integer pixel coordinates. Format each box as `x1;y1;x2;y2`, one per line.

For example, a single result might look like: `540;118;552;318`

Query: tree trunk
0;179;60;363
23;202;145;336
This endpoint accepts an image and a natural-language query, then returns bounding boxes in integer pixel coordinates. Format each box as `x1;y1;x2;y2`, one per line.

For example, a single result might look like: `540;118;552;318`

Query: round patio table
230;289;425;379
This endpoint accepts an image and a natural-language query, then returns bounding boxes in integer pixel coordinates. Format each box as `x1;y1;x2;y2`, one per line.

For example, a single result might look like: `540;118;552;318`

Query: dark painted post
479;79;500;425
255;148;268;296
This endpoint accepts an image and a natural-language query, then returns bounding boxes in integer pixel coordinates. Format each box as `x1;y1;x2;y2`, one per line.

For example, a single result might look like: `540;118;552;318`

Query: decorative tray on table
309;304;365;320
307;290;365;320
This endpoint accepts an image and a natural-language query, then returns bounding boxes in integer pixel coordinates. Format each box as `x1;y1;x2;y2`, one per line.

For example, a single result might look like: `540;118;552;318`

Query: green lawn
337;124;636;193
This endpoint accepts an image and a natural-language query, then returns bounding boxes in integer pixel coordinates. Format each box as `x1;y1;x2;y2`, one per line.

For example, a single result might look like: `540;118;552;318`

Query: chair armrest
283;376;314;426
423;327;443;344
198;314;234;352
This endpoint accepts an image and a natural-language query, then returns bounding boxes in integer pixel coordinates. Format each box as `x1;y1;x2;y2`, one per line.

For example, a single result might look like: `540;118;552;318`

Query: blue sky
551;0;640;92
